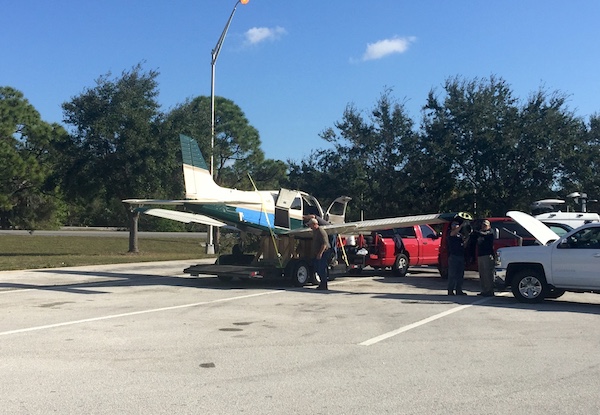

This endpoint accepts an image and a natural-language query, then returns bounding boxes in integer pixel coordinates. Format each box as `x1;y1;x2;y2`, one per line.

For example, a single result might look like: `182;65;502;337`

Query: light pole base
206;243;215;255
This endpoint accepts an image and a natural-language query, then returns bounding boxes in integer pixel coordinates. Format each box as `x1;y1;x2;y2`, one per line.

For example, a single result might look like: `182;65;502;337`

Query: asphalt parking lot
2;260;600;414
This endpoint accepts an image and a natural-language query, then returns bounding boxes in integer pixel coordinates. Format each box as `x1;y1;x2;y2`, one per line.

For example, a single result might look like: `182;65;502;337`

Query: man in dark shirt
308;218;331;290
475;219;495;296
447;220;467;296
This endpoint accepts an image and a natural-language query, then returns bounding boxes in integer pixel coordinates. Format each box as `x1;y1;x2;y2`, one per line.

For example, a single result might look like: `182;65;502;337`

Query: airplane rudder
179;134;209;171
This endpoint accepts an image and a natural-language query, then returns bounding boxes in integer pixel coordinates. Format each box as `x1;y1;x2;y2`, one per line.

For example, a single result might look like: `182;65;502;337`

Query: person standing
304;214;338;266
308;217;331;290
475;220;495;296
447;220;467;296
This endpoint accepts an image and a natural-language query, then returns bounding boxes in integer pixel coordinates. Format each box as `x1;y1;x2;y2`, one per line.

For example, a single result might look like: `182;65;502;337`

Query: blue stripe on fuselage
237;206;275;227
186;203;277;231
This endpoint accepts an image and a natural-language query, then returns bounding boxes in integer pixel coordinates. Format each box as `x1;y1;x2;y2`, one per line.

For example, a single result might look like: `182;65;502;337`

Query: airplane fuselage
183;189;318;234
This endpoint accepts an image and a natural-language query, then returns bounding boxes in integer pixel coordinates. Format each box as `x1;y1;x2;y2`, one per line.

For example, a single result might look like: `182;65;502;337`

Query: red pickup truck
345;224;441;277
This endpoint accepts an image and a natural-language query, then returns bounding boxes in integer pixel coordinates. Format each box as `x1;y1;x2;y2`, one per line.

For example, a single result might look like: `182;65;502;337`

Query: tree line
289;77;600;220
2;65;599;233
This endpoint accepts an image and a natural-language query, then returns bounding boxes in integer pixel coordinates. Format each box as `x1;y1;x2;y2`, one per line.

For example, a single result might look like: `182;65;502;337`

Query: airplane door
274;189;298;229
325;196;352;225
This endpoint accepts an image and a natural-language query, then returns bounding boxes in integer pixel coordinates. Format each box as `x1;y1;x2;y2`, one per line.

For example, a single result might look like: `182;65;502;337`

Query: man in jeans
308;218;331;290
447;220;467;296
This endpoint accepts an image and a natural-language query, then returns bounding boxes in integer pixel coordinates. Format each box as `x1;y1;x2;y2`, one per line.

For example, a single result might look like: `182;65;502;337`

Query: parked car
344;224;440;277
496;211;600;303
540;222;573;237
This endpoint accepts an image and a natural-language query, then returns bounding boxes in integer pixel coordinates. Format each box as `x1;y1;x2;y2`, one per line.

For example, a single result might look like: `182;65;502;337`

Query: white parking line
0;276;362;337
359;295;503;346
0;289;34;295
0;290;281;337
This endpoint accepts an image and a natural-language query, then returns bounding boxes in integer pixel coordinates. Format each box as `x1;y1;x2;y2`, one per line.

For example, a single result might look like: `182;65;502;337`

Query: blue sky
3;1;600;163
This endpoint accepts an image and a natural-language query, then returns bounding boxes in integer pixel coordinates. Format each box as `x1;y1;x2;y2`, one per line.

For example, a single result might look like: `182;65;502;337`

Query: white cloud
244;26;287;45
361;36;416;61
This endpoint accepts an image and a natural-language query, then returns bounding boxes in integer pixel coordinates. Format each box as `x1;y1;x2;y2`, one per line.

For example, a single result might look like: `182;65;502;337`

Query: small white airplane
124;134;472;285
123;134;469;238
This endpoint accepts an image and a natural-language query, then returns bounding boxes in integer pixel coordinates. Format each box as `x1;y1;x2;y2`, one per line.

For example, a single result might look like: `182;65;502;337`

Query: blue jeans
313;256;328;285
447;254;465;292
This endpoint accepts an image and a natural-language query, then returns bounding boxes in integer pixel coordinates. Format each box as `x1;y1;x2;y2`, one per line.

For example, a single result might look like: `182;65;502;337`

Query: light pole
207;0;249;254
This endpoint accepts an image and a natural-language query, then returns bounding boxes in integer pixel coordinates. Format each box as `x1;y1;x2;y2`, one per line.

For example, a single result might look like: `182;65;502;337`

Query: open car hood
507;211;560;245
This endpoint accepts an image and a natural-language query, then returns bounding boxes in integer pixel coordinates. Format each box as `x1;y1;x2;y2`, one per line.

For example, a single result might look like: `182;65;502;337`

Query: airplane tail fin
180;134;210;171
179;134;221;199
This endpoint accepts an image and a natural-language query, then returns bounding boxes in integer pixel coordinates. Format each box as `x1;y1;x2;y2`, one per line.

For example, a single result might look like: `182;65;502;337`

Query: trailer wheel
286;260;311;287
392;253;409;277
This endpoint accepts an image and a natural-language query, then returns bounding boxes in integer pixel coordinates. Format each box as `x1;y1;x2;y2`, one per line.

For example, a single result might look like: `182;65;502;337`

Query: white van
531;198;599;229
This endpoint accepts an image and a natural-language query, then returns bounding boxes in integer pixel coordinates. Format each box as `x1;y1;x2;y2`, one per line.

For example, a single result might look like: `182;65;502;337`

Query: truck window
565;228;600;249
492;221;534;239
397;227;416;238
420;225;435;238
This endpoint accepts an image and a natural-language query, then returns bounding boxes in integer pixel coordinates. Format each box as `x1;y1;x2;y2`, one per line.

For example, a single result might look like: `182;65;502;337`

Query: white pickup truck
495;211;600;303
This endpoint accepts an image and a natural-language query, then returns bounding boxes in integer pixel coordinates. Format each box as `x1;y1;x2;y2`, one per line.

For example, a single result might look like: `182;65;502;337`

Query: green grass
0;235;213;271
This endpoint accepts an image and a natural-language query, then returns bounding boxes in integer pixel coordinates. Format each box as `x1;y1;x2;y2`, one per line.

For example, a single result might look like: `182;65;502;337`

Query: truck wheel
512;269;547;303
392;253;409;277
286;260;311;287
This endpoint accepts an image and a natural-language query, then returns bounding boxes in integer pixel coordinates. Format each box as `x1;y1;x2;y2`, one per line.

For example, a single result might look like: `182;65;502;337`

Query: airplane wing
138;208;226;227
123;199;186;205
287;212;471;237
123;198;263;205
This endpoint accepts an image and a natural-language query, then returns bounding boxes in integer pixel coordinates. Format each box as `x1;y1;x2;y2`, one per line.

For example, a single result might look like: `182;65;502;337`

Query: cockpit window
302;195;322;216
291;196;302;210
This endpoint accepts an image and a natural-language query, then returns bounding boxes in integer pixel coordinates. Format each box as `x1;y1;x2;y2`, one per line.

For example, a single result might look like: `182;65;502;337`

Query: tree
512;89;586;206
584;115;600;198
164;95;287;190
421;76;586;216
421;76;521;215
292;90;418;220
61;64;172;251
0;86;68;229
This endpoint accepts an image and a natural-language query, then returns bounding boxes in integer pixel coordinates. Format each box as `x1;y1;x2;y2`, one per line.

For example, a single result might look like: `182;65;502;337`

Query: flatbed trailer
183;233;350;286
183;261;349;285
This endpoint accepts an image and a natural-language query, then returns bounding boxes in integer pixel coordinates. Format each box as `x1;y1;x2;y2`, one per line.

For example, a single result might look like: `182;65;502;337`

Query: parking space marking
359;295;502;346
0;290;282;337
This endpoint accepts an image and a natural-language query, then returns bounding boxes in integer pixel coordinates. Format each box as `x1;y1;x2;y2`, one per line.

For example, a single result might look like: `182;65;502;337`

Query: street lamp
207;0;249;254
